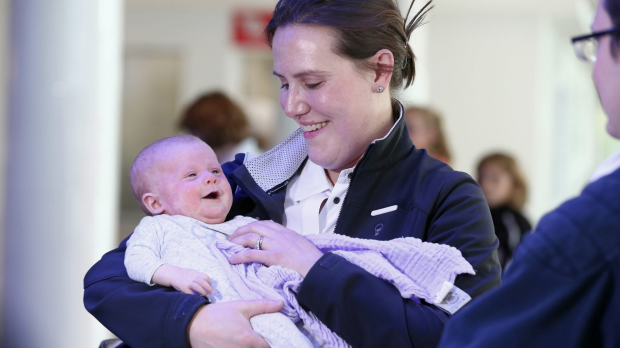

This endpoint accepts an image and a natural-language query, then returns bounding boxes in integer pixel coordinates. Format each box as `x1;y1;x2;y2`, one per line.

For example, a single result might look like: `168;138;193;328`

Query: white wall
425;9;612;221
124;0;296;147
427;15;539;217
125;1;278;111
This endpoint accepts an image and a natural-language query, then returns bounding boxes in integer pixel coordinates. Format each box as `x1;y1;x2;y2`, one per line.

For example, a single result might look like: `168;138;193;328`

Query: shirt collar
291;159;333;202
372;102;403;144
590;149;620;183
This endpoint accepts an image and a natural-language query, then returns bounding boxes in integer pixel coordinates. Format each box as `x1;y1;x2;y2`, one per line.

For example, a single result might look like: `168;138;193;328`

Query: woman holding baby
84;0;501;347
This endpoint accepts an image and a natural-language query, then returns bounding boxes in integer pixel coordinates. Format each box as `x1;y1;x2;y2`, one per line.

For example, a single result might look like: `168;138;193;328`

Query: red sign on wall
232;9;272;49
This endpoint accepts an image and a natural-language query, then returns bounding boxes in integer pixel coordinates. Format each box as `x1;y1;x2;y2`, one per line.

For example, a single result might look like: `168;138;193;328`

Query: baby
124;135;316;348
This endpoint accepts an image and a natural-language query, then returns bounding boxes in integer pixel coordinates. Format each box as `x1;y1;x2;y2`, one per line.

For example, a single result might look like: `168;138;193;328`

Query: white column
2;1;123;347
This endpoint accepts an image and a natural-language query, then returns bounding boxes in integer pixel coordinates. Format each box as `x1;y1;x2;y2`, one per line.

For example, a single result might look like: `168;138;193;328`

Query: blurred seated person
180;91;262;163
477;153;532;270
404;106;452;165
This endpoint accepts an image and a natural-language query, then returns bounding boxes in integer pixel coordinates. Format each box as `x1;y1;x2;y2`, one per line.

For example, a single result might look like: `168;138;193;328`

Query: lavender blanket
211;234;475;348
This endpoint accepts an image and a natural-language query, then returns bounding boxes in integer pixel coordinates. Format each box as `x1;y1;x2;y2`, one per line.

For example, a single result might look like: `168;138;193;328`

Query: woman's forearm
84;240;208;348
298;253;446;348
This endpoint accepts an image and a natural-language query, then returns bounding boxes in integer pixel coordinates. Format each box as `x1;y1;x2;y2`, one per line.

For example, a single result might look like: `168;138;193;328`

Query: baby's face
151;141;233;224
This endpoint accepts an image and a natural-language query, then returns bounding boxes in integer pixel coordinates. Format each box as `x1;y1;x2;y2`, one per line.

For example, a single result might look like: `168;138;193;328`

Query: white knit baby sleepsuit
124;214;318;348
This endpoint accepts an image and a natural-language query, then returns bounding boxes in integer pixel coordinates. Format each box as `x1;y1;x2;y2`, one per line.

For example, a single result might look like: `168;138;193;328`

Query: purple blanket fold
211;234;475;348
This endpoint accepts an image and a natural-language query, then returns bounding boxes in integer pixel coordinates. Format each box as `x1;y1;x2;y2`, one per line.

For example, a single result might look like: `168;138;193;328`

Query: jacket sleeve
83;154;246;348
83;237;209;348
297;172;501;348
438;188;617;348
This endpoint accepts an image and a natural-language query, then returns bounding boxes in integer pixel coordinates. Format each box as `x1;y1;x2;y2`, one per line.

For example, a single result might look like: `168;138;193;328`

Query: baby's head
130;135;233;224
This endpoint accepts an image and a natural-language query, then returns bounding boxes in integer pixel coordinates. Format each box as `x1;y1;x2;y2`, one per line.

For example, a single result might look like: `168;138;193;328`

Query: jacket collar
356;101;413;173
243;127;307;193
241;101;412;193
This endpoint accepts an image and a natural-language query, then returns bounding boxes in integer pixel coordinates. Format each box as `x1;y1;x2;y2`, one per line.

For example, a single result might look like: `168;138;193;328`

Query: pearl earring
376;86;384;93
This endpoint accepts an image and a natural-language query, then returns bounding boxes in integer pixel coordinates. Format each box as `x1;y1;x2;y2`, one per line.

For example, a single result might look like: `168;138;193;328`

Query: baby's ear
142;193;165;215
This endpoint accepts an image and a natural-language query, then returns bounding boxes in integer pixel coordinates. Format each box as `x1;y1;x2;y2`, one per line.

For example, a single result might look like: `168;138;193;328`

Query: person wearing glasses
437;0;620;347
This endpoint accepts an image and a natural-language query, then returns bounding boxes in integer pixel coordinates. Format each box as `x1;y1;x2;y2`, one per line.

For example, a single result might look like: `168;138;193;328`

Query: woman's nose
282;87;310;119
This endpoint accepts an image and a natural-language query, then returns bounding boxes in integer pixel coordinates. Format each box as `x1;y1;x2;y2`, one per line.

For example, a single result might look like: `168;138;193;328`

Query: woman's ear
371;48;395;88
142;193;165;215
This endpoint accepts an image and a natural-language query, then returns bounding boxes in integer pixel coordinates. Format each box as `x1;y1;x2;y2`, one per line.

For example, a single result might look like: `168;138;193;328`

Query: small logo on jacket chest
374;223;384;236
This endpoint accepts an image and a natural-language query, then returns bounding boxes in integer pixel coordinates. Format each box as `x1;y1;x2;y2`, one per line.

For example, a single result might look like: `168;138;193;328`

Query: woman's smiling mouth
301;122;328;133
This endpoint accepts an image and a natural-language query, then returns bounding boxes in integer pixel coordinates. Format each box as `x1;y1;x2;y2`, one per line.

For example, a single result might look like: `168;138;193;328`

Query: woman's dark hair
265;0;432;93
606;0;620;56
179;92;249;149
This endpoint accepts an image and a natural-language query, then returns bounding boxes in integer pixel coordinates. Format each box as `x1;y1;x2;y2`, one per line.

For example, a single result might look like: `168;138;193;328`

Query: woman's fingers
229;232;263;250
227;220;323;276
230;221;277;240
252;220;283;230
228;250;265;265
240;299;284;318
188;300;279;348
237;300;284;348
228;249;275;266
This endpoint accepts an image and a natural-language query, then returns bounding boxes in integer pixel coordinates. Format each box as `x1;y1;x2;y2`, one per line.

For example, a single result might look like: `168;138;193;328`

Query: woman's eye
306;82;322;89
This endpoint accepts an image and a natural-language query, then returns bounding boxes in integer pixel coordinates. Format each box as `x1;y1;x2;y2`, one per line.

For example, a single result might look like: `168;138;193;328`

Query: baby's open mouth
203;191;220;199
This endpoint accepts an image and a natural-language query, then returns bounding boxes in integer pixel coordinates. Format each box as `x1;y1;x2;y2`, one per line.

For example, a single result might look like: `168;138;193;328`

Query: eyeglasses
571;28;620;62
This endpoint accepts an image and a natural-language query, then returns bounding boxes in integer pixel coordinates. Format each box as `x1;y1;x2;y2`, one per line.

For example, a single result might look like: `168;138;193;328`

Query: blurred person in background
180;91;263;163
438;0;620;346
84;0;501;347
477;153;532;271
404;106;452;165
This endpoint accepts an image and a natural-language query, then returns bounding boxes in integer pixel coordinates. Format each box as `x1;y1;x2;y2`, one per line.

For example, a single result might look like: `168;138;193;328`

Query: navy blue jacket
438;168;620;348
84;112;501;348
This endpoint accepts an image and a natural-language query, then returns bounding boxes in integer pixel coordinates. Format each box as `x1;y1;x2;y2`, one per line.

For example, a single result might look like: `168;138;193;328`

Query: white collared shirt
282;159;355;235
590;149;620;183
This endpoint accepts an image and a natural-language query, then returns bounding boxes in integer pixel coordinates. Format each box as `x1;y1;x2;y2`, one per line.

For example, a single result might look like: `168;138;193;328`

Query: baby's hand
152;264;214;296
170;268;214;296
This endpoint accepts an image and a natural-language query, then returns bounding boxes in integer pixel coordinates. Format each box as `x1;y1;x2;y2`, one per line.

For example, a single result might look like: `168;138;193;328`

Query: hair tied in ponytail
404;0;434;42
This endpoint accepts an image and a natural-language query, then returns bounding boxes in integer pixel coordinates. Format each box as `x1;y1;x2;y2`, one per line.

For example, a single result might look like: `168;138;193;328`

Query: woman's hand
228;220;324;277
188;299;284;348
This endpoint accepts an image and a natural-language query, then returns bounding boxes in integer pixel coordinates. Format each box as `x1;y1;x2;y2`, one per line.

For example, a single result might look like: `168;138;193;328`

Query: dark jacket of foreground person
439;168;620;348
84;113;501;348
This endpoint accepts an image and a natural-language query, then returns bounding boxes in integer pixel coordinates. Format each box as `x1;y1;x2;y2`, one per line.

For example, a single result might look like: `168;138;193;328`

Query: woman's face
272;25;394;171
478;163;514;208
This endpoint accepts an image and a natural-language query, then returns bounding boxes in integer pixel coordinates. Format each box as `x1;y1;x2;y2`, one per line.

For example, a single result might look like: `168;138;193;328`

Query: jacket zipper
333;143;374;236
